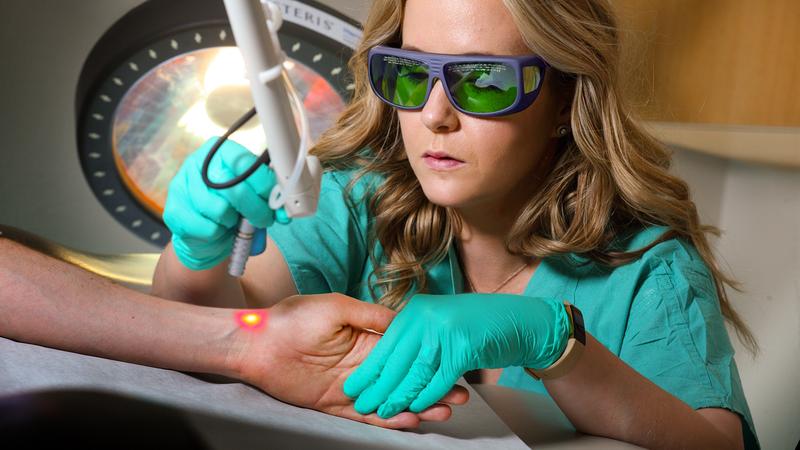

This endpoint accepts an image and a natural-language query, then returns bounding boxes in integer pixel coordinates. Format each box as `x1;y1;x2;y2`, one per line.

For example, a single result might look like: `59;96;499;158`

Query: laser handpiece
217;0;322;277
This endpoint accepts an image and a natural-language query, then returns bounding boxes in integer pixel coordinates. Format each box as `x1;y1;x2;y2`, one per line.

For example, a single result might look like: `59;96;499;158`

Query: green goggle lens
371;55;429;108
444;62;518;113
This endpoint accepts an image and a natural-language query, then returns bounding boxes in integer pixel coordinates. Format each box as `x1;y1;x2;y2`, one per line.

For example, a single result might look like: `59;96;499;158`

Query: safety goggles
368;45;549;117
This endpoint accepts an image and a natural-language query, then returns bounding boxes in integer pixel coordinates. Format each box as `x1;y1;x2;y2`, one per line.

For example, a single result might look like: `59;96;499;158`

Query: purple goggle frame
367;45;550;117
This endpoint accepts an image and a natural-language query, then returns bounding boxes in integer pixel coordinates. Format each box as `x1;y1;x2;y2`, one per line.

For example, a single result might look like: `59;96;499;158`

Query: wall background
0;1;797;448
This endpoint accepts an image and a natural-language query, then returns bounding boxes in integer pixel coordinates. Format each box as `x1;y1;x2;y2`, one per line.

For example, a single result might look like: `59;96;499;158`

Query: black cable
201;107;271;189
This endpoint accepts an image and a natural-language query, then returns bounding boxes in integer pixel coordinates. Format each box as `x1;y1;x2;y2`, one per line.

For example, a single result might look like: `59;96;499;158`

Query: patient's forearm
0;239;241;378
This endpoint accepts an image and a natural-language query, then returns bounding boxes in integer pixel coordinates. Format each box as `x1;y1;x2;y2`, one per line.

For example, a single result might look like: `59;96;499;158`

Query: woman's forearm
0;239;243;378
542;334;741;449
151;242;247;308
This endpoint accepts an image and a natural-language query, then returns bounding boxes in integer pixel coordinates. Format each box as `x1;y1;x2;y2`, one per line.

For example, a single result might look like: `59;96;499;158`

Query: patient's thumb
342;299;396;333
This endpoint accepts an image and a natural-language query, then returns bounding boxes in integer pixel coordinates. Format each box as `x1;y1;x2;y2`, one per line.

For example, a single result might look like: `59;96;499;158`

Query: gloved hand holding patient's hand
229;293;469;429
163;138;278;270
343;293;570;418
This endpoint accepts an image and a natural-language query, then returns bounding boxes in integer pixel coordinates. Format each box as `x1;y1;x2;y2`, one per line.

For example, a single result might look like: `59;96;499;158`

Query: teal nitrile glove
163;137;286;270
342;293;571;418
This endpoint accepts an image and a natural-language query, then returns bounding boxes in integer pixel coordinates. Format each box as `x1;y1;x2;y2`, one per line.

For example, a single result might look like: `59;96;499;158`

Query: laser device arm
221;0;322;277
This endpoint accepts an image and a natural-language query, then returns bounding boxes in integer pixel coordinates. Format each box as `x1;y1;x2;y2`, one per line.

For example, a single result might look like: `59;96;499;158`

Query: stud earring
556;124;571;137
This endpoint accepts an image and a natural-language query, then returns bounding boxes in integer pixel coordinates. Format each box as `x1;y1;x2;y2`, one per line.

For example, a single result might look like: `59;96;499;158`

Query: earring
556;124;571;137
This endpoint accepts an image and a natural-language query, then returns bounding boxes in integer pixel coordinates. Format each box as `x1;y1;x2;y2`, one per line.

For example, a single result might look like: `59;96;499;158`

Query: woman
155;0;758;448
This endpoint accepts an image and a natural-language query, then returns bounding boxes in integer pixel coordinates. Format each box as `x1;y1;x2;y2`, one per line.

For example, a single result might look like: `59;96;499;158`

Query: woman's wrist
525;300;586;374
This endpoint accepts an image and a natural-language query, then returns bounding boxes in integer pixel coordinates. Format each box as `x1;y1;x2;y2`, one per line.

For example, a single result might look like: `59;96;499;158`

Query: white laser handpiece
222;0;322;277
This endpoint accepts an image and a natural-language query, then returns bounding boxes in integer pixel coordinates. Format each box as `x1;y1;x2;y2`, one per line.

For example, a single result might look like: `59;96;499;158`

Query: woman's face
398;0;567;214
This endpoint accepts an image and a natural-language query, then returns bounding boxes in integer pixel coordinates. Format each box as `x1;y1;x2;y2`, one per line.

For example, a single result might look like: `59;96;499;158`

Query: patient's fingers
332;403;455;428
333;405;421;429
377;389;466;422
439;384;469;405
416;403;452;422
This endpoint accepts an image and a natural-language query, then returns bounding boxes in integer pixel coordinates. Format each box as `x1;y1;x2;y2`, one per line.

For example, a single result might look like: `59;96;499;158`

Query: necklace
463;261;529;294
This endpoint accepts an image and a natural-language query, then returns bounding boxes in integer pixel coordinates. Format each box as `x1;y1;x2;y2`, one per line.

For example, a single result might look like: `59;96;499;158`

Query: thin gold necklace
463;261;529;294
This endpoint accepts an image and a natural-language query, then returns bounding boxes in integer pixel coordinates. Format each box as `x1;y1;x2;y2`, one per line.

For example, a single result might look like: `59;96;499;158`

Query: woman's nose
421;79;459;132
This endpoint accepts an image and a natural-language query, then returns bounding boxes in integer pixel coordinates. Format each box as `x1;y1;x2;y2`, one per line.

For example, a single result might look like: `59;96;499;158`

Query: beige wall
616;0;800;128
671;148;800;450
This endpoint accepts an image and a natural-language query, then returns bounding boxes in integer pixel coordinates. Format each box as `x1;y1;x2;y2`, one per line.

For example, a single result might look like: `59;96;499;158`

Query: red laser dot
235;310;267;330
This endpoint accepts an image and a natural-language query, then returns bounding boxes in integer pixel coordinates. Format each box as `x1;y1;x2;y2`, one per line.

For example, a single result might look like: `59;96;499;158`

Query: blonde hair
311;0;756;352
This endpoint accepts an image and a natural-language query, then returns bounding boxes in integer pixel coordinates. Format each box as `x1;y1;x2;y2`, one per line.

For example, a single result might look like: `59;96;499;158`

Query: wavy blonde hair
310;0;756;352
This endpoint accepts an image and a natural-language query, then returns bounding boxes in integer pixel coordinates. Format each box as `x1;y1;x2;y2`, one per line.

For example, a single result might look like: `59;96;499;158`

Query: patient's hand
228;293;469;429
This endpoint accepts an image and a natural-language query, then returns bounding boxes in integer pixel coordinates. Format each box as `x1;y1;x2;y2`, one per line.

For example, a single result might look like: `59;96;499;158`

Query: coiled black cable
201;106;271;189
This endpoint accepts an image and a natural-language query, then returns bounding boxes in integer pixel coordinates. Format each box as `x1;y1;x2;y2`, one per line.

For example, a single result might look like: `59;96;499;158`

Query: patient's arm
0;238;467;429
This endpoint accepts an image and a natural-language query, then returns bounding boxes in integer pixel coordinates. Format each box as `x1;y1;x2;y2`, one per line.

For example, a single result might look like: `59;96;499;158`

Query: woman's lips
424;151;461;160
422;152;465;171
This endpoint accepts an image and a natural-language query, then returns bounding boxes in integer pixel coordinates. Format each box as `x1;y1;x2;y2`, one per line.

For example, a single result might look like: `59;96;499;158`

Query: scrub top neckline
447;244;546;296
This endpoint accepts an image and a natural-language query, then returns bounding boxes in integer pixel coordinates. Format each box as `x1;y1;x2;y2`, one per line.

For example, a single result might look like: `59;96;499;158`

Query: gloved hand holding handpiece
164;0;321;275
163;138;285;270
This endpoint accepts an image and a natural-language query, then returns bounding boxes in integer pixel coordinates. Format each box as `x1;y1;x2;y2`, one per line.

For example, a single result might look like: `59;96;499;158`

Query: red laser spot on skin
235;310;267;330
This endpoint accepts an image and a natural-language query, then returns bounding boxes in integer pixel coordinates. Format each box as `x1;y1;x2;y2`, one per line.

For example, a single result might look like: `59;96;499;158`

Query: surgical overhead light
75;0;360;246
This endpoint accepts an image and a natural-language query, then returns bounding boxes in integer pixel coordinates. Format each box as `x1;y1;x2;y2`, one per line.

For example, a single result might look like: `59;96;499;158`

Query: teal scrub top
269;169;759;448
